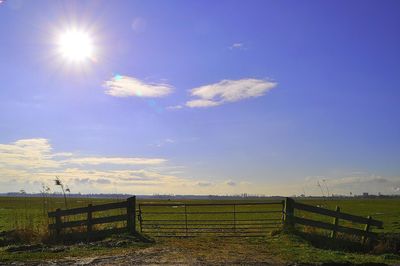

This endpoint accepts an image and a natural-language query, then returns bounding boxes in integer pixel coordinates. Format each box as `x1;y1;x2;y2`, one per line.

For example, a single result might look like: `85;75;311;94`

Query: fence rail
283;198;383;243
48;196;136;241
139;201;284;237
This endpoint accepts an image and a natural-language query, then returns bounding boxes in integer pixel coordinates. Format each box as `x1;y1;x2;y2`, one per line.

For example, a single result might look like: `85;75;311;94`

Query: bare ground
4;237;286;265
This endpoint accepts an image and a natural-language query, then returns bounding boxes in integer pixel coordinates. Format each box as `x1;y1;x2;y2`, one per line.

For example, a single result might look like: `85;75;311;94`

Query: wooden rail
48;196;136;240
283;198;383;243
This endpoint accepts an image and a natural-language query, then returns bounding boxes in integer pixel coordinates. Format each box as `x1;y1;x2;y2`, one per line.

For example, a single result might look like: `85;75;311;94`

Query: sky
0;0;399;196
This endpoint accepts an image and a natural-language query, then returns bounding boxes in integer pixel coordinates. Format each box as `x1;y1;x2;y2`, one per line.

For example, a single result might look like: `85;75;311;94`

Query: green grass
297;198;400;233
1;197;399;234
268;232;400;265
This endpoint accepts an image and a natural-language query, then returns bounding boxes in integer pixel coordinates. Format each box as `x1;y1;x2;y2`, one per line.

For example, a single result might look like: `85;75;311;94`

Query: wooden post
55;208;62;238
281;200;285;223
330;206;340;239
362;216;372;244
126;196;136;234
284;197;295;228
87;204;93;240
138;204;143;233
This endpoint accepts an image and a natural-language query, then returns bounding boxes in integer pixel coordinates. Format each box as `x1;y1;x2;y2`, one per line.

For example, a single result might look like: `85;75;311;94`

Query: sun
57;29;94;62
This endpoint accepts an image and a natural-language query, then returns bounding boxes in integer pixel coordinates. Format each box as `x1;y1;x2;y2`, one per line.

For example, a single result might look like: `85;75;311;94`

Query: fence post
330;206;340;239
138;204;143;233
362;216;372;245
283;197;295;228
55;208;62;238
126;196;136;234
87;204;93;240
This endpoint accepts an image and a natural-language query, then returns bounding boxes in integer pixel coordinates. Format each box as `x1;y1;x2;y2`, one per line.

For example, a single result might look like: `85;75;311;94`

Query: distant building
362;192;369;197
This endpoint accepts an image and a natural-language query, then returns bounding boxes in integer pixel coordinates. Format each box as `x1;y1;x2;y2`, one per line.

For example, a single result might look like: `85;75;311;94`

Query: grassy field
0;196;399;264
0;196;399;233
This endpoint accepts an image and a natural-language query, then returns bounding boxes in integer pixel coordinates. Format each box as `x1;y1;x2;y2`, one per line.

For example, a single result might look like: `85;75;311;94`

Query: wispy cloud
104;75;173;98
229;43;246;50
149;138;175;148
225;180;237;186
303;175;400;196
63;156;166;166
186;78;277;108
196;181;213;187
166;105;183;110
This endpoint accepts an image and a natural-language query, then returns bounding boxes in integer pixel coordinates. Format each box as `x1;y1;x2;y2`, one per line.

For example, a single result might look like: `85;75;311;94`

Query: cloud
0;138;182;193
63;157;166;166
52;152;74;158
0;138;59;169
186;79;277;108
196;181;213;187
327;176;390;186
73;178;111;185
104;75;173;98
166;105;183;110
303;175;400;196
229;43;246;50
225;180;237;186
149;138;175;148
186;99;221;108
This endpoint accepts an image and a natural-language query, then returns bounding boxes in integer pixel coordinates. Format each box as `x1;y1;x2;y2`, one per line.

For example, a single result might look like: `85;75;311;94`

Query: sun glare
58;30;94;62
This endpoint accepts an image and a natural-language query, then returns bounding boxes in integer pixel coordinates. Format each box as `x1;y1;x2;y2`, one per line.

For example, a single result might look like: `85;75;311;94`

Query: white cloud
104;75;173;98
0;138;180;193
186;99;221;108
63;157;166;166
0;138;59;169
229;43;245;50
166;105;183;110
52;152;74;158
186;79;277;108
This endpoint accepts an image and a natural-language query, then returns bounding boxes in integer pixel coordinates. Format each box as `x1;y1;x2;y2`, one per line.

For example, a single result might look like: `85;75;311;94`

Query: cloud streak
229;43;246;50
64;157;166;166
104;75;173;98
186;78;277;108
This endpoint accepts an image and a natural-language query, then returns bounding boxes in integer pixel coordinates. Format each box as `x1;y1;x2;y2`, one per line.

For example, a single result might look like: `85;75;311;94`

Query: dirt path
8;237;286;265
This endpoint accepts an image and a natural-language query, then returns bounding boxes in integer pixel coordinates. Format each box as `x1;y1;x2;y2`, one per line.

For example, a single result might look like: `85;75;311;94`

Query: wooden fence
283;198;383;243
48;196;136;241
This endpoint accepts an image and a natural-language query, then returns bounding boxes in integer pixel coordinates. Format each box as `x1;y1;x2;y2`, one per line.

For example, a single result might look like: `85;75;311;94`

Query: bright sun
58;30;94;62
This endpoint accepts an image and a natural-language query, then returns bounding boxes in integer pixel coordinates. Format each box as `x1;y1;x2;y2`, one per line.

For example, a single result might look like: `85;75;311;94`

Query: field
0;196;400;265
1;196;399;233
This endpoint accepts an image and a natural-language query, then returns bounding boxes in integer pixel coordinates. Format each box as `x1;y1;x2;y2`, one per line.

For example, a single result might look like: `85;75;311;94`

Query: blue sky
0;0;399;195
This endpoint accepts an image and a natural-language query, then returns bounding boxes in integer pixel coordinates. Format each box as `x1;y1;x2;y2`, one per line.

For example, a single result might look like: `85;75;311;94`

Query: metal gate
138;201;284;237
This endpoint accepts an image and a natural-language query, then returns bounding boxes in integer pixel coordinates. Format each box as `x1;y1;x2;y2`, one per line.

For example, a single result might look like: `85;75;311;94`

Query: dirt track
5;238;286;265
